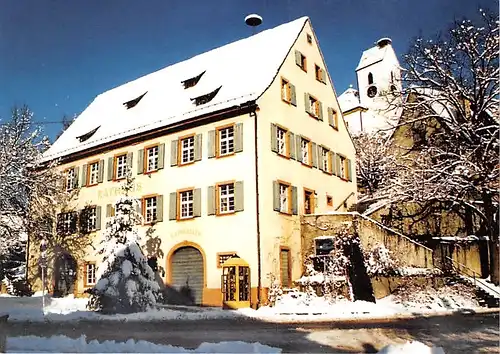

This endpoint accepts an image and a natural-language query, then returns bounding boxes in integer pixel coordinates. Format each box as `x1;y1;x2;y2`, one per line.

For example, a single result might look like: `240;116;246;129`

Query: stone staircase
457;275;500;308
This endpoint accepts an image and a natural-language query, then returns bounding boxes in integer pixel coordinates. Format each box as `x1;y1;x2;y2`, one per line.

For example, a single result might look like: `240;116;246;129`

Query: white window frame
181;136;195;164
218;126;234;156
86;207;97;232
144;196;158;223
180;190;194;219
276;127;287;156
322;148;329;172
85;263;96;286
218;183;235;214
88;162;99;185
301;138;310;165
279;184;289;213
309;96;319;117
115;154;127;179
65;168;76;191
63;213;73;233
146;146;159;172
281;79;291;102
339;155;347;179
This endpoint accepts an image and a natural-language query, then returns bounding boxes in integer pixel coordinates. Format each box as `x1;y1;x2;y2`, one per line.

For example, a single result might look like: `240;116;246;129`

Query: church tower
353;38;402;134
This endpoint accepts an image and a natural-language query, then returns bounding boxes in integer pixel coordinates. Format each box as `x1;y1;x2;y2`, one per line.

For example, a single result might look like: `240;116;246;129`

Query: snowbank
377;340;445;354
6;335;281;353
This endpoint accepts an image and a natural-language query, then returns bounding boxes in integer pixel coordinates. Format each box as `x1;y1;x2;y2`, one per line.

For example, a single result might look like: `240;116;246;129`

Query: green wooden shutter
207;186;215;216
234;123;243;153
294;50;301;66
295;135;302;161
194;134;203;161
347;159;353;182
135;200;143;223
107;157;114;181
304;93;311;114
98;160;105;183
289;132;296;160
318;146;324;172
158;143;165;169
156;195;163;222
170;140;178;166
317;101;323;121
95;206;102;230
81;164;88;187
126;152;133;174
329;151;335;175
271;123;278;153
208;130;216;158
311;142;318;168
193;188;202;217
291;186;298;215
273;181;280;211
290;83;297;106
73;166;79;187
234;181;244;212
106;204;113;218
137;149;144;175
328;107;334;127
321;68;327;83
335;154;341;177
169;192;177;220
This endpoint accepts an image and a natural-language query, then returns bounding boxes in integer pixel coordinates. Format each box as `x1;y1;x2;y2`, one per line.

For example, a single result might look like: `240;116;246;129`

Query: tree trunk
489;240;499;285
483;193;499;285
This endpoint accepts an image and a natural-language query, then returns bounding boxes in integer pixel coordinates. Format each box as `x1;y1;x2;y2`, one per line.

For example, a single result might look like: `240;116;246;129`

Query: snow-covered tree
364;243;399;276
0;106;64;293
371;9;499;284
86;173;161;313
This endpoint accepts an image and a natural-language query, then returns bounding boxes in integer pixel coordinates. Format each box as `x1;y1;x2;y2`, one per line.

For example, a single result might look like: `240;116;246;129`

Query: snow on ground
377;341;445;354
6;335;281;353
0;284;483;323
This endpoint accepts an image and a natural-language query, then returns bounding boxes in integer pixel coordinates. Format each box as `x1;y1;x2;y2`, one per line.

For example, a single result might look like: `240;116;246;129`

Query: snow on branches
364;243;399;276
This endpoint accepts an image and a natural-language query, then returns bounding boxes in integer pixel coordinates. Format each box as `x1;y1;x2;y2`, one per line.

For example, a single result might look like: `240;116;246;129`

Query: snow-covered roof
42;17;309;162
356;41;390;71
337;87;366;113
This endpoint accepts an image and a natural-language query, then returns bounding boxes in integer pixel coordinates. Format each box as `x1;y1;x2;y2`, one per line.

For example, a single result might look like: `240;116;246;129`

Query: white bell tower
355;38;402;134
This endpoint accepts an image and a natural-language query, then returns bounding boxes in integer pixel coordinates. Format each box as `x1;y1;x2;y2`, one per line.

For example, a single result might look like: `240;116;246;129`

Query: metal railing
445;255;500;298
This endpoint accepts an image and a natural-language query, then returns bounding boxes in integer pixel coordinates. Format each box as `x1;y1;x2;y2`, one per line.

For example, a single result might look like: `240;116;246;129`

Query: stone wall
301;212;434;270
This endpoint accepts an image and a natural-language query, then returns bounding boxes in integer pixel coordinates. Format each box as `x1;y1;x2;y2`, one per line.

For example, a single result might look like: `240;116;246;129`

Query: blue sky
0;0;494;141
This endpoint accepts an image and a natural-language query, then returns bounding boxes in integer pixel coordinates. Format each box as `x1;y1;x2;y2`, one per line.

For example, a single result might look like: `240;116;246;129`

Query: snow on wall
41;17;308;162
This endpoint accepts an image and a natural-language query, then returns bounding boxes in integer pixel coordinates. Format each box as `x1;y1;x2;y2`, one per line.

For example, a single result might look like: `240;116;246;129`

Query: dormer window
191;86;221;106
76;126;100;143
123;92;147;109
368;72;374;85
182;71;206;89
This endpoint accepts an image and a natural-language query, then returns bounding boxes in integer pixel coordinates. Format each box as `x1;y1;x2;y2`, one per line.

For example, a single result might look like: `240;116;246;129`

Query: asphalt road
2;312;499;353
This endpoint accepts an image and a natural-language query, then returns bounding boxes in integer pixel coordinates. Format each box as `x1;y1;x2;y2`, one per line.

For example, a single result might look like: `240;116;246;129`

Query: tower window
191;86;222;106
368;72;374;85
76;126;100;143
182;71;206;89
123;92;147;109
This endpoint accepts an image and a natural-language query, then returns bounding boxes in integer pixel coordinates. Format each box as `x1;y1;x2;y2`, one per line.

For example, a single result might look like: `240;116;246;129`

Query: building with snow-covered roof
29;16;357;307
339;38;403;135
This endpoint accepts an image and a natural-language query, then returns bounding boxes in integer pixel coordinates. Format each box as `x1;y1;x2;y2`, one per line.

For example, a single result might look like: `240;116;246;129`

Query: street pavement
2;312;499;353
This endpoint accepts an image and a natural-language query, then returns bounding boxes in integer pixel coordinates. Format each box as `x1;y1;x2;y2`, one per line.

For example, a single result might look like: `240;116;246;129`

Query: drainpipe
251;108;262;309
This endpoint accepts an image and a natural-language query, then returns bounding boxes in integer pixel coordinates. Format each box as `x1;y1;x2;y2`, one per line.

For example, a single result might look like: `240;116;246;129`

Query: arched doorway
170;246;204;305
53;253;77;297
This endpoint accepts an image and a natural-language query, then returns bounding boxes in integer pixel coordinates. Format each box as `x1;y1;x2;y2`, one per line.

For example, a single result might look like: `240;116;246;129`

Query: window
65;167;77;192
315;64;326;83
326;195;333;206
368;72;374;85
179;190;194;219
328;107;339;130
281;78;291;103
300;137;311;165
56;212;77;235
123;92;147;109
218;183;235;214
84;262;96;287
338;155;349;180
88;161;99;186
217;252;237;268
276;127;287;156
308;95;321;118
86;206;97;232
304;189;314;214
80;206;101;233
146;145;159;172
182;71;205;89
280;248;291;287
144;196;158;224
192;86;221;106
321;148;329;172
180;136;195;164
279;183;290;213
76;126;100;143
307;33;313;44
218;125;234;156
115;154;127;180
295;50;307;72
